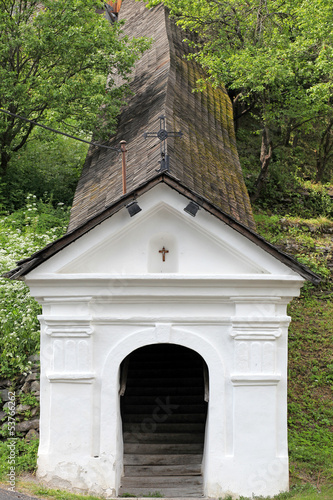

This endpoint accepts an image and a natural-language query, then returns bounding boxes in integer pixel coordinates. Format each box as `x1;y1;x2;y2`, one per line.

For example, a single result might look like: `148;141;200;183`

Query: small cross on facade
159;247;169;262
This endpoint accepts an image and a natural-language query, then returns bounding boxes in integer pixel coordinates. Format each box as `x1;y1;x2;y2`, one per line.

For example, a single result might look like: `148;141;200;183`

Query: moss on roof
68;0;255;232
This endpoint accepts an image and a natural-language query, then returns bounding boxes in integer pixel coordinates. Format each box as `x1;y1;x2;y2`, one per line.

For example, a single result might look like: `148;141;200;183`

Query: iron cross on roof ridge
143;116;182;172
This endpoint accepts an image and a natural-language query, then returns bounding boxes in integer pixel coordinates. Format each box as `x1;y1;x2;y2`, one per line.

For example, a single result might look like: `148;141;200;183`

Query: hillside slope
255;212;333;488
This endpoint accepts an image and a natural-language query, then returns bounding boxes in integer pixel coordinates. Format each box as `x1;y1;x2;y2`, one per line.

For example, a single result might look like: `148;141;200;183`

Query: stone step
123;432;204;444
124;464;202;476
124;454;203;466
123;423;205;433
124;443;204;454
122;404;206;414
121;475;203;487
118;485;204;497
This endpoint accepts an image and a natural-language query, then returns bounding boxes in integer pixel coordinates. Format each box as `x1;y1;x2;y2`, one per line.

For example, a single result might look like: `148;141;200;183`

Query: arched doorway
119;344;208;497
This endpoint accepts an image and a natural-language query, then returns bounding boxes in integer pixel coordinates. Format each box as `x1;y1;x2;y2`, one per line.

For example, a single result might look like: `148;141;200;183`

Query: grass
1;480;104;500
254;210;333;491
287;294;333;486
241;483;333;499
0;479;332;500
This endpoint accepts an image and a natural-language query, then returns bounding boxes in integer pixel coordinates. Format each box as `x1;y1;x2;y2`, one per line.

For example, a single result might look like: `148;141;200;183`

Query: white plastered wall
25;185;304;498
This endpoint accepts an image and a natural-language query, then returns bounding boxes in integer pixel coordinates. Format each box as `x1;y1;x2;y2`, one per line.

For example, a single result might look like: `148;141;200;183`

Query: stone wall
276;219;333;274
0;355;40;441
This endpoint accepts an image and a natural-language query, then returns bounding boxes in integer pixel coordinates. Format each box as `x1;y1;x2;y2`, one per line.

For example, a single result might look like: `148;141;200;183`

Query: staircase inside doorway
119;344;208;498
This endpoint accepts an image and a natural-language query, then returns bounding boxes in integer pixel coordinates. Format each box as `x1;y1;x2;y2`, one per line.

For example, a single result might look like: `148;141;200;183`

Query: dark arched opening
119;343;208;497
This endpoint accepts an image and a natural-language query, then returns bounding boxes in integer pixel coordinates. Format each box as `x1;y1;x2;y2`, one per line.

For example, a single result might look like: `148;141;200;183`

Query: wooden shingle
68;0;255;232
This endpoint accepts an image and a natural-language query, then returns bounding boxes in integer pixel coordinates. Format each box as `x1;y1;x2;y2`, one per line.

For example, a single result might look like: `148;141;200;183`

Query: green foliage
1;193;71;234
0;278;40;379
0;195;69;378
254;211;333;281
0;479;321;500
159;0;332;98
0;437;39;480
0;127;88;212
18;393;39;408
254;210;333;488
0;0;150;175
27;483;106;500
236;483;333;499
237;120;333;215
15;482;333;500
1;390;40;439
146;0;333;196
2;481;331;500
16;392;39;421
244;151;333;216
287;295;333;482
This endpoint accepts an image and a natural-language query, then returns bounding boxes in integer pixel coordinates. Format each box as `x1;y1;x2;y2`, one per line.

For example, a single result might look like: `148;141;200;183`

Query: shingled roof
67;0;256;233
3;0;321;284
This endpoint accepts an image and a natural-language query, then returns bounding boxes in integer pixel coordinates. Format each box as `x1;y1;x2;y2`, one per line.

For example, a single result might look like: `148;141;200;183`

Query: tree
0;0;149;177
0;127;89;211
147;0;333;197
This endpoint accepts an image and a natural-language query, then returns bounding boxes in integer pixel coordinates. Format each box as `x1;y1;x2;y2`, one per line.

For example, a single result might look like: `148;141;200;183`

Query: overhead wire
0;108;121;152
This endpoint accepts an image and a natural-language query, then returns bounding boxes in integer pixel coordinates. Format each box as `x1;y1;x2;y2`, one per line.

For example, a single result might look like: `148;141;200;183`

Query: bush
0;438;39;480
0;195;69;378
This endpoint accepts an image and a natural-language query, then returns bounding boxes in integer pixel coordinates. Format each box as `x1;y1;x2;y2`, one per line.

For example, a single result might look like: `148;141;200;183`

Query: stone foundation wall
0;355;40;441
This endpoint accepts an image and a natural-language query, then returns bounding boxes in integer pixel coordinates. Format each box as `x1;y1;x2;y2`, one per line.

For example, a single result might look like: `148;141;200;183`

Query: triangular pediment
59;203;266;275
25;184;303;279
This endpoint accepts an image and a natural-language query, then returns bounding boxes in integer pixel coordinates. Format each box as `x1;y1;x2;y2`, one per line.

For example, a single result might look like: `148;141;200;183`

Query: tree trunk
284;123;292;147
315;118;333;182
292;131;299;148
232;94;255;132
251;126;273;202
0;148;11;179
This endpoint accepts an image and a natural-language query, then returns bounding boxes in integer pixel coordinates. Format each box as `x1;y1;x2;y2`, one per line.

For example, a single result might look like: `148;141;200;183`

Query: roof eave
3;173;321;285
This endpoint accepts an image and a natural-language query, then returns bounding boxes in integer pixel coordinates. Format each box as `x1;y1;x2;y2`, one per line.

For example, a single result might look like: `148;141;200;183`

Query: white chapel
7;0;319;498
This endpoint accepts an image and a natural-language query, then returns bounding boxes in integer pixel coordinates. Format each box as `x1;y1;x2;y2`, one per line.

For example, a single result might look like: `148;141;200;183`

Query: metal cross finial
143;116;182;172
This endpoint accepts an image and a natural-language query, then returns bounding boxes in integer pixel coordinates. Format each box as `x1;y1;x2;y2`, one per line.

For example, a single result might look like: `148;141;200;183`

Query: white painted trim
27;273;305;282
99;325;226;496
231;374;281;386
91;318;232;325
40;317;93;337
47;373;95;383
